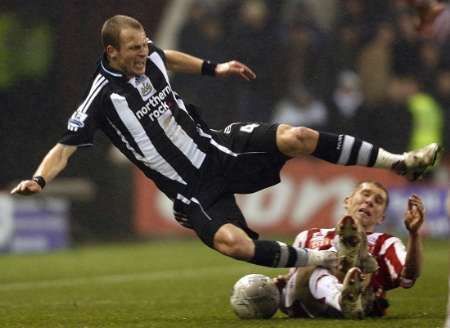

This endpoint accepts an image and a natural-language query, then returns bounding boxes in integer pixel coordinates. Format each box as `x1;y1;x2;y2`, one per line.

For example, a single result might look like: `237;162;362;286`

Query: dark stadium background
0;1;448;327
0;0;165;241
1;1;448;241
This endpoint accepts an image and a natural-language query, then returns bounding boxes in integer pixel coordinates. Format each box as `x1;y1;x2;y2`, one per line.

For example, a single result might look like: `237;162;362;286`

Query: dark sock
312;132;379;167
249;240;308;268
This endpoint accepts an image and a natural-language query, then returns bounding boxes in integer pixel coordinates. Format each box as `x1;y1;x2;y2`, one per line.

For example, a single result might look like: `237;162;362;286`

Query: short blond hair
101;15;143;49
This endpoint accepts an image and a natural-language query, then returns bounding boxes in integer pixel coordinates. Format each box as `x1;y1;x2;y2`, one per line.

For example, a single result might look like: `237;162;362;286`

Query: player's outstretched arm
164;50;256;81
400;194;425;287
11;143;77;196
215;60;256;81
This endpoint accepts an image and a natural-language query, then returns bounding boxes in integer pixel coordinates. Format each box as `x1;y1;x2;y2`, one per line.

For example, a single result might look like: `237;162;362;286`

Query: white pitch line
0;265;249;291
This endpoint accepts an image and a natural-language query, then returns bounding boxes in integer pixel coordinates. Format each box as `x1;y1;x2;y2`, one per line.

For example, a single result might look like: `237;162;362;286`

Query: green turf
0;238;447;327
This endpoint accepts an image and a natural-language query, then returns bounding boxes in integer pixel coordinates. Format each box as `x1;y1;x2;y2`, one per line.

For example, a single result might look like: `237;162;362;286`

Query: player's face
345;182;388;231
110;27;149;78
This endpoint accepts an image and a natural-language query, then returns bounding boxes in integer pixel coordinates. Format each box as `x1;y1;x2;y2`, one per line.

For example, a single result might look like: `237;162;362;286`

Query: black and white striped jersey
60;43;218;200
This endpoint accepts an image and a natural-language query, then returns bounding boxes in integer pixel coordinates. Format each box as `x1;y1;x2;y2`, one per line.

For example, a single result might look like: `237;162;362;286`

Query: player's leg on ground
212;223;337;268
282;267;329;317
275;124;441;181
307;267;343;314
306;266;368;318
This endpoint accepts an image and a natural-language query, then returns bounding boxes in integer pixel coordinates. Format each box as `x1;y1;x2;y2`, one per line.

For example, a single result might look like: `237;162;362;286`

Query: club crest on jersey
136;75;155;100
140;81;153;97
68;111;88;131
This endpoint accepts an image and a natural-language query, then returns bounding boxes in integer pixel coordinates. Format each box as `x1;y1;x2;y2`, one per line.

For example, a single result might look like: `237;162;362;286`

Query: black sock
312;132;379;167
249;240;308;268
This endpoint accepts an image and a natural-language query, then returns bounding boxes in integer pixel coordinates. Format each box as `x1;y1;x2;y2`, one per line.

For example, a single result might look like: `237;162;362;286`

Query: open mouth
135;62;145;69
358;208;371;217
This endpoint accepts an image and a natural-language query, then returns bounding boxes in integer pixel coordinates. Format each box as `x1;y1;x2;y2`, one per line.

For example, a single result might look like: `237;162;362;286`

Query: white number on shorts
240;123;260;133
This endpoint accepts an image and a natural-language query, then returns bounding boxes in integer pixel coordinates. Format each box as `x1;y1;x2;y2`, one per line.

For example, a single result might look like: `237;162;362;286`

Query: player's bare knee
295;126;317;141
277;125;318;157
276;124;296;154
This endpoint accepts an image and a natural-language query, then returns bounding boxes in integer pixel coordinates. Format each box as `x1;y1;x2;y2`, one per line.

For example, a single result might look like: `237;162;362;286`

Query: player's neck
106;58;131;79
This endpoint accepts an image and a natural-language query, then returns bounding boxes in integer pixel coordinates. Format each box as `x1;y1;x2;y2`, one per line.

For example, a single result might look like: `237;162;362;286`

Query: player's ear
344;196;350;210
106;45;118;60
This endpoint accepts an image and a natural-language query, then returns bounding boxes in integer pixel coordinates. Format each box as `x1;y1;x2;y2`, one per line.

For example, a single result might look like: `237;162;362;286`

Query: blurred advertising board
383;186;449;237
134;159;449;238
0;195;69;253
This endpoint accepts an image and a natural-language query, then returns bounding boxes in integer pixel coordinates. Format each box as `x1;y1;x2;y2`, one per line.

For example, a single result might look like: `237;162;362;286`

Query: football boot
340;267;364;319
392;143;442;181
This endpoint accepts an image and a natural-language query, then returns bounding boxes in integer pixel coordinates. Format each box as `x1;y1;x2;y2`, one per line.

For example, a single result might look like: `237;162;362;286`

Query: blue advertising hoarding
383;186;449;237
0;195;69;253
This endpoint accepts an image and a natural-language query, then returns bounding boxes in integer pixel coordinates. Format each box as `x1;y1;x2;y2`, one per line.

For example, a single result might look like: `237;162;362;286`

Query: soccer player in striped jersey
276;181;424;319
12;15;437;272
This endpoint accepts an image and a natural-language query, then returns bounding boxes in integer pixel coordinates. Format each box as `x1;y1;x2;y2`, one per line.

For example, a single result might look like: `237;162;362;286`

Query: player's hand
10;180;43;195
215;60;256;81
404;194;425;234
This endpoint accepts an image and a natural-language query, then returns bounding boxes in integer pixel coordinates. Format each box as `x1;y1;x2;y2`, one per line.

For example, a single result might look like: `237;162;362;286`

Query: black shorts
214;122;290;194
174;122;289;247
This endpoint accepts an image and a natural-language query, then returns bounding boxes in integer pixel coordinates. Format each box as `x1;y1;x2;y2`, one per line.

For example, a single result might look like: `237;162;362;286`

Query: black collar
99;54;127;80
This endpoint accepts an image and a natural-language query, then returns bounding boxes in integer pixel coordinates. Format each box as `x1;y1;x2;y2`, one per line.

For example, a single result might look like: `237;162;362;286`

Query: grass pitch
0;238;447;328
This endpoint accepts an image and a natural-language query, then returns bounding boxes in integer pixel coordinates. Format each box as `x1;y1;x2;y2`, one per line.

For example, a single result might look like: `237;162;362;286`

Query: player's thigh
222;122;282;154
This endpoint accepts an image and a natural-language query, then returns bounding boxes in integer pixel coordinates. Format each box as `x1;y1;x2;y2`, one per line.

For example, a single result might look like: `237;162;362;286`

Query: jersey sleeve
378;236;407;289
59;75;108;147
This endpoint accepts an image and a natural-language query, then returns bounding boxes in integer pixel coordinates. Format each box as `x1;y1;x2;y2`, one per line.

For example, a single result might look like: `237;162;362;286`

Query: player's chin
354;213;368;224
133;66;146;76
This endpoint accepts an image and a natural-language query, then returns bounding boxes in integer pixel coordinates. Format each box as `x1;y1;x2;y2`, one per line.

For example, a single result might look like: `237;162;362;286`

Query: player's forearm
164;50;203;74
34;143;77;183
401;232;422;283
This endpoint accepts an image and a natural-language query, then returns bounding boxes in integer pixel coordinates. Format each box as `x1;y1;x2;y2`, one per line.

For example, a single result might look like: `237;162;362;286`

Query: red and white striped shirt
293;228;412;290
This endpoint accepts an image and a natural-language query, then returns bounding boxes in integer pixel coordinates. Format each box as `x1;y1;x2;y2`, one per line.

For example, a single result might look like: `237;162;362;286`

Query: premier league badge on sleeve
68;111;88;131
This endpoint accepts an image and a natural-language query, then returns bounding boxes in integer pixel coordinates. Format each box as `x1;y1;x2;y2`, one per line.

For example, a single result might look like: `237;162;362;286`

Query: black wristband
32;176;46;189
201;60;217;76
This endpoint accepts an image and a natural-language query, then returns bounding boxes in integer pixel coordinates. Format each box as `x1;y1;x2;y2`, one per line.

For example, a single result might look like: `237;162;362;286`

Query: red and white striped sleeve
376;235;408;288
